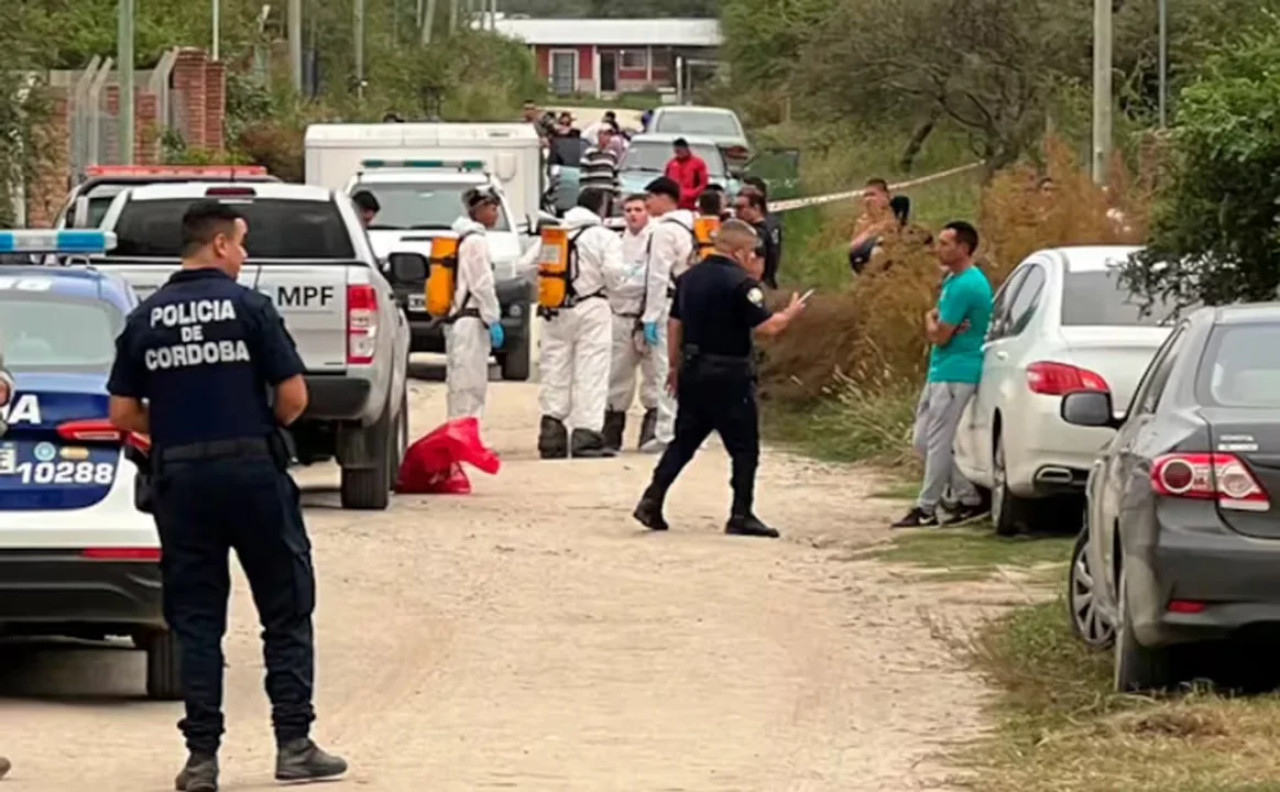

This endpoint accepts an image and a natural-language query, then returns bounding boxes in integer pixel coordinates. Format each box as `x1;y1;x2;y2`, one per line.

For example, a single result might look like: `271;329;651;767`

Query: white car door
954;259;1049;486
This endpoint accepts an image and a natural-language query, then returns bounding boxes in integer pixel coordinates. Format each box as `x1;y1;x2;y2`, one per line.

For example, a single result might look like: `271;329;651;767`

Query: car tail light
347;284;378;365
1026;361;1110;395
1167;599;1206;614
205;186;256;197
57;419;149;452
725;145;749;160
81;547;161;561
1151;453;1270;511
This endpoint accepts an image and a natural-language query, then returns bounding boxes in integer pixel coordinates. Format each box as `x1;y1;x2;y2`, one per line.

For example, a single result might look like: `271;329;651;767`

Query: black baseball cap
644;176;681;202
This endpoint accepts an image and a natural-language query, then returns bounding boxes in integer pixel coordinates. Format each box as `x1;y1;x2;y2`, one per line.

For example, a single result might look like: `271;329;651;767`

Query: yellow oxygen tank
537;226;570;310
426;235;460;317
694;215;720;261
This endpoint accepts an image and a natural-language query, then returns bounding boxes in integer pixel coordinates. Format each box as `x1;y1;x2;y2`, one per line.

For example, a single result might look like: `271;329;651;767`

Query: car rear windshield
620;142;725;177
358;183;511;232
654;111;741;138
0;295;124;372
1197;323;1280;408
112;198;355;258
1060;270;1178;326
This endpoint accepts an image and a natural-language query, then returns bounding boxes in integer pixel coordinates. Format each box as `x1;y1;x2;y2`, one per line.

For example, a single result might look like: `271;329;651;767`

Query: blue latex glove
489;323;505;349
643;321;660;347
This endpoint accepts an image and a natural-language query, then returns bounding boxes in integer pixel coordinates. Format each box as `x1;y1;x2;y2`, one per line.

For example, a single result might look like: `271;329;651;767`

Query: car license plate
407;293;425;312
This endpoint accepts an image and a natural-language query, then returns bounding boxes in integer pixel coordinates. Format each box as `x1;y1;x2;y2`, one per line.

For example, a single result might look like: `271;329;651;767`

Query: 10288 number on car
12;461;115;486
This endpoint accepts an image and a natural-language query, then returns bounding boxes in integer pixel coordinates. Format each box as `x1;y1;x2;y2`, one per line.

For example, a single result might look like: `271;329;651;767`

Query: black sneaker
725;513;780;538
941;503;990;526
275;739;347;782
891;507;938;529
174;753;218;792
633;494;669;531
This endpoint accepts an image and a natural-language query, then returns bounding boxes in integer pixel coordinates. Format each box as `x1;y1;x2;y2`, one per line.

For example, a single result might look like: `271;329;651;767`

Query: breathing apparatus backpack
424;231;475;318
693;215;720;261
537;225;591;315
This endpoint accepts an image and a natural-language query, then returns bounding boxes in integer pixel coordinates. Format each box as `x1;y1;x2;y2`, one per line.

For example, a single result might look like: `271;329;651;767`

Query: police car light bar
361;158;485;171
0;230;117;254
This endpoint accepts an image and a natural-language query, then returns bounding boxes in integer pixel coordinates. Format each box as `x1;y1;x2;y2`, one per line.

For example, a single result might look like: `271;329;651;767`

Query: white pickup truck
94;182;416;510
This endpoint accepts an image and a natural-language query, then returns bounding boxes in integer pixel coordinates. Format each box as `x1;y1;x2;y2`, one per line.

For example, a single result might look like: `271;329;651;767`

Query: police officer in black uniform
632;219;806;538
107;200;346;792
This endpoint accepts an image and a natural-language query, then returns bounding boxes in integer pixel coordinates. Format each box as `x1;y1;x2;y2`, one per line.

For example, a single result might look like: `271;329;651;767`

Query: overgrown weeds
958;599;1280;792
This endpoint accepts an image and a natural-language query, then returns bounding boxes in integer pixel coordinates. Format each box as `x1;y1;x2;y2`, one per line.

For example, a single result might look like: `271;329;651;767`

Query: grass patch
870;479;918;500
762;380;920;468
869;524;1073;580
961;598;1280;791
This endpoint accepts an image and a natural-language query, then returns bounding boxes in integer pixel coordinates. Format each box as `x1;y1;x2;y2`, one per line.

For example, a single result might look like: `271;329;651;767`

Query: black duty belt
682;347;756;377
159;437;271;463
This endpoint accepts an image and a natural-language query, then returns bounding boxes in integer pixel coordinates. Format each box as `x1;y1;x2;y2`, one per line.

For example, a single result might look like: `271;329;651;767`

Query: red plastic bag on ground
395;417;500;494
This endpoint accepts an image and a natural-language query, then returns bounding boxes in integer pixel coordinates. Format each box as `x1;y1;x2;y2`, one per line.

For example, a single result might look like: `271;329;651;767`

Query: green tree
1124;15;1280;307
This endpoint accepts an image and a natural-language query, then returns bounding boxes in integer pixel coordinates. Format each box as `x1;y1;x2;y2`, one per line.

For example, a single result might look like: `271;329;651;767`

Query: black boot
638;408;658;450
174;753;218;792
571;428;617;458
633;486;669;531
275;738;348;782
602;410;626;452
726;512;780;539
538;415;568;459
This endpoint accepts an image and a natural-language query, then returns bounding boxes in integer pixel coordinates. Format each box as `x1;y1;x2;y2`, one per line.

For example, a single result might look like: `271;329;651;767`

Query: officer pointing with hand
107;200;346;792
633;220;806;539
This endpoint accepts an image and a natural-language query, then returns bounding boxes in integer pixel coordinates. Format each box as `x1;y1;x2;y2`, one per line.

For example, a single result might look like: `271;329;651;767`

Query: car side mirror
387;252;428;284
1060;390;1120;429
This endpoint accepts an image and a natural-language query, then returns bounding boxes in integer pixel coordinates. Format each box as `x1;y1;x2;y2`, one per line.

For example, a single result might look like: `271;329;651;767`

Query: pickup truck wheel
340;397;394;510
501;316;532;381
391;390;409;491
144;629;183;701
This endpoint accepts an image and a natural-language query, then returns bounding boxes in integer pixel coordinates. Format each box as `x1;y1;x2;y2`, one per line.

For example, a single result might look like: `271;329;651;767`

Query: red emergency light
84;165;269;178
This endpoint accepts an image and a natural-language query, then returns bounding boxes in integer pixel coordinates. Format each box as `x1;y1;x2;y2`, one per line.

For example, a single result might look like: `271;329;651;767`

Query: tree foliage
1123;15;1280;308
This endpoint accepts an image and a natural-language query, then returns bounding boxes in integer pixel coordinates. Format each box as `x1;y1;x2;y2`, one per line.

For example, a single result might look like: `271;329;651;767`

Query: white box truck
303;122;546;381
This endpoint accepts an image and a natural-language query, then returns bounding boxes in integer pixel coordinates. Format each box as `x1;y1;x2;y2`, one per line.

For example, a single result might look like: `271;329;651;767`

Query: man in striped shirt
579;126;622;208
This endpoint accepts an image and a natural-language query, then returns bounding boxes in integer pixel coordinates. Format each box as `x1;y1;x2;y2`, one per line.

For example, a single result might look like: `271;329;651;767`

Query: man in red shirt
664;138;709;211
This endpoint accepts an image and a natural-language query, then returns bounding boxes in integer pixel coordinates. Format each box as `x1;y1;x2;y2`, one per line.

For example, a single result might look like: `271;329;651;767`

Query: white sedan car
952;246;1175;535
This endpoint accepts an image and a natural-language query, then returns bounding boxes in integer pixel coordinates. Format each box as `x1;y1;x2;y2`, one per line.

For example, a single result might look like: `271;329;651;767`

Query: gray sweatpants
912;381;980;513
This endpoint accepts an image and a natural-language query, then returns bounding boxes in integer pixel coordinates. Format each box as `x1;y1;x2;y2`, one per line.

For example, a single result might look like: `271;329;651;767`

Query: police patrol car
0;230;180;700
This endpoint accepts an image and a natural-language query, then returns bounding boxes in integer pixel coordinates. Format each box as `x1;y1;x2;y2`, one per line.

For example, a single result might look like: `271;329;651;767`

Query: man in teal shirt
893;221;993;528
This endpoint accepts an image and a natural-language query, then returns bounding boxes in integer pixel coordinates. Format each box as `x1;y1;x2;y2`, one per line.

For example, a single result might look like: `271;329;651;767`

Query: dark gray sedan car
1064;303;1280;691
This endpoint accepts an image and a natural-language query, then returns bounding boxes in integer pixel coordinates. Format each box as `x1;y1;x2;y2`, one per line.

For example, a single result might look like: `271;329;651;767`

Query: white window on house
620;49;648;70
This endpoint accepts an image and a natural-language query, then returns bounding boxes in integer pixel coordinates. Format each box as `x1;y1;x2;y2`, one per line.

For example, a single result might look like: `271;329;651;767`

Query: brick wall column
172;48;209;148
204;60;226;151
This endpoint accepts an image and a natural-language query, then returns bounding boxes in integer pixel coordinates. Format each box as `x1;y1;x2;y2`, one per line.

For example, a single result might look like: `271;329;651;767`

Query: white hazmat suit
640;208;696;451
445;216;500;421
603;222;661;449
537;206;623;458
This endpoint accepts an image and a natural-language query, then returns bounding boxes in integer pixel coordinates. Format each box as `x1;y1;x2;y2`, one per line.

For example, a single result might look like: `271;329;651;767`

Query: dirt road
1;377;998;791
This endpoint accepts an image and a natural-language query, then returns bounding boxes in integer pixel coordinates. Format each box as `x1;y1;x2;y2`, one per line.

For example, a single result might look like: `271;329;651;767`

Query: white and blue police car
0;230;180;700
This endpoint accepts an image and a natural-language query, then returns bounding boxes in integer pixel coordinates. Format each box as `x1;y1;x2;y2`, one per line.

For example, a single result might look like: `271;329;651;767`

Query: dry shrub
759;231;939;403
980;134;1161;286
235;122;305;184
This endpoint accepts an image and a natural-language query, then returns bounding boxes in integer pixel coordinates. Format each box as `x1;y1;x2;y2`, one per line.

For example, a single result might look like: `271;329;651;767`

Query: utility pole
1158;0;1168;127
1091;0;1112;184
354;0;365;100
449;0;459;34
118;0;135;164
289;0;303;92
212;0;221;60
